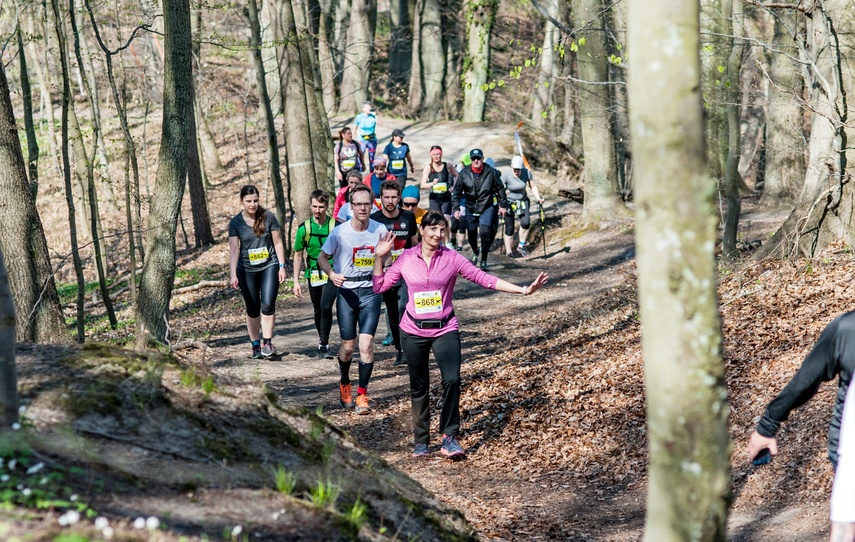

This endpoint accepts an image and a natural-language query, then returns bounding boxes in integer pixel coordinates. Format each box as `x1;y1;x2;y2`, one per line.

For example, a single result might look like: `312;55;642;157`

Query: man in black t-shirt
371;180;418;365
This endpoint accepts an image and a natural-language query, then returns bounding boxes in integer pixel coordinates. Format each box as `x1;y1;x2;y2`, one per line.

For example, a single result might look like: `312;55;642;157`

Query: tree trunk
294;0;336;194
760;0;854;258
17;26;40;200
721;0;743;260
628;0;731;538
136;0;193;347
187;87;216;248
461;0;496;122
0;249;17;429
51;0;87;343
409;0;445;119
759;8;805;208
271;0;324;229
29;11;62;180
339;0;377;113
260;0;285;114
74;3;120;214
388;0;412;88
441;0;462;118
576;0;623;220
607;2;631;198
247;0;289;230
316;0;339;112
0;63;68;344
530;0;559;129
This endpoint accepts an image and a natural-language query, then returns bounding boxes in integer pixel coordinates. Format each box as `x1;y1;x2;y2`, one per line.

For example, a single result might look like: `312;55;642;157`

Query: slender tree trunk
17;25;40;200
0;63;68;344
388;0;412;88
722;0;744;260
410;0;445;119
0;249;17;429
461;0;496;122
51;0;86;344
576;0;624;220
316;0;339;112
136;0;193;346
701;0;728;184
531;0;559;129
84;0;146;266
607;3;631;198
248;0;288;229
259;0;284;114
339;0;376;113
759;8;805;208
187;88;215;247
31;8;62;181
628;0;731;538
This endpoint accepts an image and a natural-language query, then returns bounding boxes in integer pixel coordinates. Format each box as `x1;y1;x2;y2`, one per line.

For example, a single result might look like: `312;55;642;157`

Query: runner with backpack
334;127;364;188
293;190;337;359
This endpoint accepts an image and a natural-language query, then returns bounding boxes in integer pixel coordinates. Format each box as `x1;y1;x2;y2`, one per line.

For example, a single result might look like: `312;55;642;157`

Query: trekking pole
539;201;547;257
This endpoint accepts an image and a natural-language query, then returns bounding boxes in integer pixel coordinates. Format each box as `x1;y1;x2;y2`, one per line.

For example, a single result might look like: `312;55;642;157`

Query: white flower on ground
133;517;146;529
11;423;20;430
70;494;78;501
95;517;109;530
232;525;243;537
0;475;9;482
8;459;16;470
26;463;44;475
22;488;31;496
102;526;114;539
18;405;26;414
58;510;81;526
145;516;160;529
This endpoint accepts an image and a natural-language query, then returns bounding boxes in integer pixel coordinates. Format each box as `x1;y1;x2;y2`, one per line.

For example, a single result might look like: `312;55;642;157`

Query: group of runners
228;113;548;459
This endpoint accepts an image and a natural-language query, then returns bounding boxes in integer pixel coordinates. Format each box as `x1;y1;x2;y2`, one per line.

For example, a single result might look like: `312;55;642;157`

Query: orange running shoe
339;383;354;409
354;394;371;415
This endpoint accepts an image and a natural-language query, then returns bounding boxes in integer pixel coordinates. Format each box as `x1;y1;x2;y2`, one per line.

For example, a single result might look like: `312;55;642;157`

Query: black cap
469;148;484;159
392;129;405;138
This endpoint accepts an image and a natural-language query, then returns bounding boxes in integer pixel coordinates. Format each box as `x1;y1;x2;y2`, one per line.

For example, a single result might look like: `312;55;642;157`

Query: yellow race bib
309;269;329;286
341;158;356;169
432;182;448;194
413;290;443;315
353;247;375;270
391;159;405;170
391;248;404;263
248;247;270;265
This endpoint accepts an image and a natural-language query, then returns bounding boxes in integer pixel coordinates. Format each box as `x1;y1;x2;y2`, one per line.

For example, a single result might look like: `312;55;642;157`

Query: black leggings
237;264;280;318
400;329;462;444
309;281;337;344
504;201;531;236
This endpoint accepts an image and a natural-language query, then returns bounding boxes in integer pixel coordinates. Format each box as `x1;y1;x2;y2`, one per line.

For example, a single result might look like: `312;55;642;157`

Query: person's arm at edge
292;227;304;297
749;320;842;460
228;236;241;289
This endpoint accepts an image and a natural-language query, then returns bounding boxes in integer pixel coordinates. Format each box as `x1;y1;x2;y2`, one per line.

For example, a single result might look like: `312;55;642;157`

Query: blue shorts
336;287;382;340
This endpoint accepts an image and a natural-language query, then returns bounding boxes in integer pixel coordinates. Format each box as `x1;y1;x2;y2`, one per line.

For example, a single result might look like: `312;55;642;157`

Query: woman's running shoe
440;435;465;459
412;443;430;458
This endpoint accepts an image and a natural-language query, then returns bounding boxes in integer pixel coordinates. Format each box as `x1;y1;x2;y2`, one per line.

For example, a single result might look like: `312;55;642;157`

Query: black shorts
429;198;452;215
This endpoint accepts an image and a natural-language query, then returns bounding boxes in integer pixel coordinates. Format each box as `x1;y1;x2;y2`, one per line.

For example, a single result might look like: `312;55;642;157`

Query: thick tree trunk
339;0;376;113
50;0;87;343
760;0;854;258
576;0;624;220
721;0;743;260
248;0;289;230
0;249;17;429
136;0;193;346
271;0;325;228
17;26;39;200
0;63;68;344
461;0;496;122
628;0;731;538
442;0;462;118
759;9;805;208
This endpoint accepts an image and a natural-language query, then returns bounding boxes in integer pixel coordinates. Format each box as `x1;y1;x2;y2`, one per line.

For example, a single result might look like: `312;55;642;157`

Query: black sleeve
452;170;465;208
493;170;509;209
756;317;843;437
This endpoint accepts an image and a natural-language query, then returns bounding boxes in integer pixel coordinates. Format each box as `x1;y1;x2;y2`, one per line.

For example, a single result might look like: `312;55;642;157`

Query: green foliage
274;465;296;495
179;368;216;398
201;377;215;398
321;440;336;465
343;497;368;532
309;478;341;508
0;446;93;518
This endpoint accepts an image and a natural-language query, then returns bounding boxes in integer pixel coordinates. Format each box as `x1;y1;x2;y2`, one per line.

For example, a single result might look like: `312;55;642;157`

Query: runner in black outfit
747;310;855;468
370;180;419;365
421;145;458;248
293;189;337;359
228;185;287;358
452;148;508;271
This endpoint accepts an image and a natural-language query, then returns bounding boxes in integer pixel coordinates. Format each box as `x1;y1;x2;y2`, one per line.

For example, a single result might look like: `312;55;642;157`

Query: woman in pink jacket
372;210;547;459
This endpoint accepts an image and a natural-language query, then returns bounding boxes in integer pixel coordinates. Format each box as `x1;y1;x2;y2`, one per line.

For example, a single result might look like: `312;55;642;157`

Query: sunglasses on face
471;157;483;162
402;201;417;208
